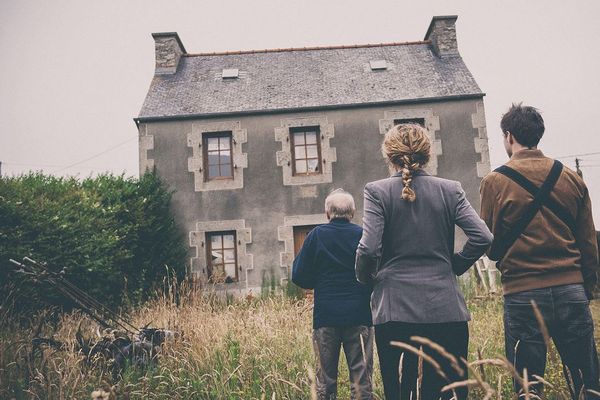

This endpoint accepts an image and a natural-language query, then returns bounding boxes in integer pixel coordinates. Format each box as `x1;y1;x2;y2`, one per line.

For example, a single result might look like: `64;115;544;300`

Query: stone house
134;15;490;294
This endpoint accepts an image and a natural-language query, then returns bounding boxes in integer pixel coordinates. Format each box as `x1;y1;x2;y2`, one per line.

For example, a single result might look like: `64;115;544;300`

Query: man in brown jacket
480;103;599;398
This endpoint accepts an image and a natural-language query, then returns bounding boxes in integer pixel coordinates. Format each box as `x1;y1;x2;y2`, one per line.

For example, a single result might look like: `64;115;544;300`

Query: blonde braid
400;155;416;202
381;124;431;202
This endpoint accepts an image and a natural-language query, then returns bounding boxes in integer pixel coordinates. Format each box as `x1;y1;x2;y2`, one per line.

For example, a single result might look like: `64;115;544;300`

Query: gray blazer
356;170;493;325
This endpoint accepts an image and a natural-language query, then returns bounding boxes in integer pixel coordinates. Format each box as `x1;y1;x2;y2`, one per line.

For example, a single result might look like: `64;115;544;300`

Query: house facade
135;15;491;294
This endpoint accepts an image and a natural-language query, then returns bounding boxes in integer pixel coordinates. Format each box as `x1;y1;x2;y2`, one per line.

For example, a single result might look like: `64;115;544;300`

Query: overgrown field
1;288;598;400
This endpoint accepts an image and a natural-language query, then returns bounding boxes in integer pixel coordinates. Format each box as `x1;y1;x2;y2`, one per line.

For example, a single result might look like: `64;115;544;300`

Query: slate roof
138;41;483;120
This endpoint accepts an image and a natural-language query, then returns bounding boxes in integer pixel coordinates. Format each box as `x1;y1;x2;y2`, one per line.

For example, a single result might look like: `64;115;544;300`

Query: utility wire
555;151;600;159
491;150;600;169
4;161;68;168
53;137;137;173
2;161;105;169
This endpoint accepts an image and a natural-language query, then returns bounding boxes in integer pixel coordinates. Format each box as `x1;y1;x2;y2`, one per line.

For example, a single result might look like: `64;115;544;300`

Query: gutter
133;93;485;125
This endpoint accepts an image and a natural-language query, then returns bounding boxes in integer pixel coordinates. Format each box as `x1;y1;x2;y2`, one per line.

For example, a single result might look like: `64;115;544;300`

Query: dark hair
500;103;545;148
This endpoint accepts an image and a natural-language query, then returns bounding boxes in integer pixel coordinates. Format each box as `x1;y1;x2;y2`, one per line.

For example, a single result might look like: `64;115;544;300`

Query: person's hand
451;253;476;276
584;282;595;301
356;254;378;286
582;270;597;301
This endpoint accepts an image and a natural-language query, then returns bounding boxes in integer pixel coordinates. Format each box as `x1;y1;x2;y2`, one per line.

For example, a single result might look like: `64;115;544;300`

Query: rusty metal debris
7;257;179;379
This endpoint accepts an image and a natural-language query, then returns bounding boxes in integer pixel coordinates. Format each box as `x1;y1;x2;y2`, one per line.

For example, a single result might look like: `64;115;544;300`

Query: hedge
0;170;187;313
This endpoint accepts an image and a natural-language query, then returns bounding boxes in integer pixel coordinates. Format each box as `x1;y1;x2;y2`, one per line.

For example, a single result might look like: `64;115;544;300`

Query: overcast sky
1;0;599;222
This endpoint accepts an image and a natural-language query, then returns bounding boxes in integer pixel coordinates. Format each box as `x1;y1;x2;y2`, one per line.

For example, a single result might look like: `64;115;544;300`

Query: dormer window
369;60;387;71
222;68;239;79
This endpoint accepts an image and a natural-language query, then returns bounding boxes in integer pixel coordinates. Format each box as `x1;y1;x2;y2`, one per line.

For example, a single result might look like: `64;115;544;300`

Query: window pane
294;146;306;160
293;132;305;145
211;234;222;248
208;165;220;179
219;150;231;165
295;160;307;173
307;159;319;172
306;145;318;158
224;264;236;280
224;249;235;262
207;137;219;151
220;163;232;177
211;249;223;264
219;136;231;150
207;152;220;166
305;132;317;144
223;234;235;248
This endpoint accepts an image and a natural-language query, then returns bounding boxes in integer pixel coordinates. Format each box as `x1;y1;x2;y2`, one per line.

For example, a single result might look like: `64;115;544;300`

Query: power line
3;161;82;168
53;137;137;173
2;161;107;170
490;150;600;169
555;151;600;159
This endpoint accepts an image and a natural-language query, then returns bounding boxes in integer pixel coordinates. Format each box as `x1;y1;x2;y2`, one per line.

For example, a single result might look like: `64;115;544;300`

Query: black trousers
375;321;469;400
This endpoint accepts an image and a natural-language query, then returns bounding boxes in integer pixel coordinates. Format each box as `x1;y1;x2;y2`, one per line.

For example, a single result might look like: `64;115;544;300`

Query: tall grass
1;285;597;399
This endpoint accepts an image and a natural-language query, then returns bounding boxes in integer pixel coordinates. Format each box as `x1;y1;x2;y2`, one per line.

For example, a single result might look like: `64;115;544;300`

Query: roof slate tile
138;43;482;119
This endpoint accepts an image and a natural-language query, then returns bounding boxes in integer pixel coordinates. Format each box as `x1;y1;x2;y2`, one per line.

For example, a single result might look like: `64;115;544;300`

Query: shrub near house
0;171;187;313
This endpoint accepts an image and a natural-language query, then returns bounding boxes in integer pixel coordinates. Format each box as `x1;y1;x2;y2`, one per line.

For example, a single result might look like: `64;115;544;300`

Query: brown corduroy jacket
480;149;599;294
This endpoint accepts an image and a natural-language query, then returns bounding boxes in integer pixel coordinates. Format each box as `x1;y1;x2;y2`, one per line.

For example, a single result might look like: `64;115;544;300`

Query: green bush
0;170;187;313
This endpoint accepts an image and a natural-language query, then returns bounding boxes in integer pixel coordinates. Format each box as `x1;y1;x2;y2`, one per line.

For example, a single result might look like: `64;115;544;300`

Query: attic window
222;68;239;79
369;60;387;71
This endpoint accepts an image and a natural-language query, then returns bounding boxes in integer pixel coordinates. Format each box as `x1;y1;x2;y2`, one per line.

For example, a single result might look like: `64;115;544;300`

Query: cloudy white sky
1;0;599;221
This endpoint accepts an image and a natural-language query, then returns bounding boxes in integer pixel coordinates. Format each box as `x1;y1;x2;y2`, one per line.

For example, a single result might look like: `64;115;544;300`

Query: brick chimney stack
424;16;459;57
151;32;186;74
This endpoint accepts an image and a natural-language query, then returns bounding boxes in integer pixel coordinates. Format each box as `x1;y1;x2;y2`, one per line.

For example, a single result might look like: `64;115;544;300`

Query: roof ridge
184;40;431;57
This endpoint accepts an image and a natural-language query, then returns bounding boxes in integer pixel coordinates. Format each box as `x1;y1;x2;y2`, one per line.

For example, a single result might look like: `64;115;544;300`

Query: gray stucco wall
138;97;490;294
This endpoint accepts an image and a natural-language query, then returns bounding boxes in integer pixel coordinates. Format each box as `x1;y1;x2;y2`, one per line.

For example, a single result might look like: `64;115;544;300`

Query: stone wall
139;97;489;293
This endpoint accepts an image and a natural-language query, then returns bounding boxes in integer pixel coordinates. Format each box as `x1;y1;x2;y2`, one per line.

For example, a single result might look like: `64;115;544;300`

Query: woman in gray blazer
356;124;493;400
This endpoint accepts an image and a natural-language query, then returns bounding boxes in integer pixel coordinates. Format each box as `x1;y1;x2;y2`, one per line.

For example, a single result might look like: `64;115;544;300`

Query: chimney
424;16;459;57
151;32;186;74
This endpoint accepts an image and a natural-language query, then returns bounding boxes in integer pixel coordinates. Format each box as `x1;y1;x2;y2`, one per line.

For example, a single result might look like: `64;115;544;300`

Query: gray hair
325;189;355;220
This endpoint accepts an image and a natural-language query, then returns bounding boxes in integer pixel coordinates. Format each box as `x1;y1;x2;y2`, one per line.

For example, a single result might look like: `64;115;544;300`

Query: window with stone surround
187;120;248;192
203;132;233;181
206;231;238;283
189;219;253;289
274;116;336;186
290;127;322;176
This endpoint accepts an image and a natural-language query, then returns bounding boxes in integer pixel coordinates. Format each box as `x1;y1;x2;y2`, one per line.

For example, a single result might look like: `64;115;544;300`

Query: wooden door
293;225;319;300
293;225;318;256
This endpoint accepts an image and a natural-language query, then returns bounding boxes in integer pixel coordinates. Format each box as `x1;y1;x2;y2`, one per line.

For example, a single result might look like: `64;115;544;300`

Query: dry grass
1;288;599;399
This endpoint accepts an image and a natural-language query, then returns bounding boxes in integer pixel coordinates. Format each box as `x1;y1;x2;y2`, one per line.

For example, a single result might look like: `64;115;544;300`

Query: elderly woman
356;124;493;400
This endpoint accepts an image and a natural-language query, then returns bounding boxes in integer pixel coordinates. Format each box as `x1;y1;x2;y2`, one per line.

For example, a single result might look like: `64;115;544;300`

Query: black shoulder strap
493;161;577;233
489;160;564;261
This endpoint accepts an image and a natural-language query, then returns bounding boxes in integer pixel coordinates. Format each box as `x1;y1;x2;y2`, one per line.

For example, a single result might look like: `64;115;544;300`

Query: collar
329;218;350;224
510;148;545;161
392;169;429;178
